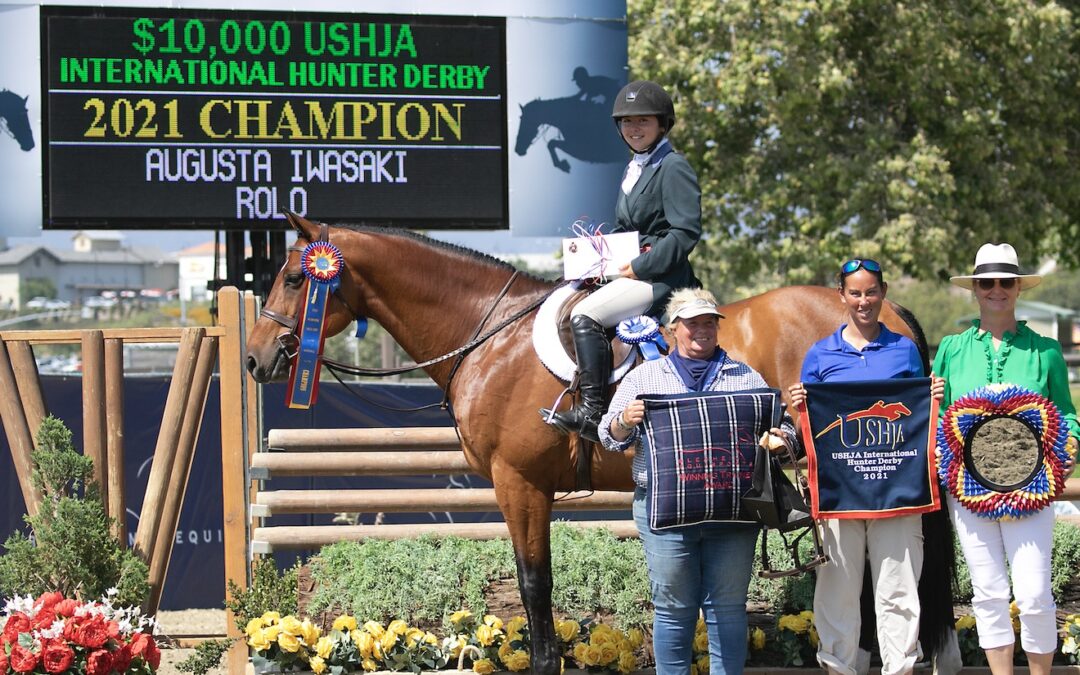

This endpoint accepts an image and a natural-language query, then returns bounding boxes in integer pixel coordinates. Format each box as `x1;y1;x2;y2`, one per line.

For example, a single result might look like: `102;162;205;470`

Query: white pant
814;515;924;675
570;277;653;327
947;496;1057;653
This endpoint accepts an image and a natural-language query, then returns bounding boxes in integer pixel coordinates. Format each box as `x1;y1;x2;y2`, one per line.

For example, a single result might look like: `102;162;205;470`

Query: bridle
258;224;362;362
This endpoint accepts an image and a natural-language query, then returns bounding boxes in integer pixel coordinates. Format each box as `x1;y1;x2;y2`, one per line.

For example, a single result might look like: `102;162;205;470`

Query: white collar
631;138;670;165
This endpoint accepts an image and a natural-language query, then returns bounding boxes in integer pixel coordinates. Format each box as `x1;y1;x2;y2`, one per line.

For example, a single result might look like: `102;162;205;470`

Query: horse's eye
284;273;304;288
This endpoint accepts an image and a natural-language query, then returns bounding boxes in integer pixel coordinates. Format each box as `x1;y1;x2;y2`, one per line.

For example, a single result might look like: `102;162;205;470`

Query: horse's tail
890;300;956;662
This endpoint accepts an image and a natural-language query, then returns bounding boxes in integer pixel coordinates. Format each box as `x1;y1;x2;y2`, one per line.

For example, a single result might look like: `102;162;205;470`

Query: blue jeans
634;488;759;675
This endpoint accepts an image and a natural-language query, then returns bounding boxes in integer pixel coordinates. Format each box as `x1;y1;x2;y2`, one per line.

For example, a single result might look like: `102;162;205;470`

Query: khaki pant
814;514;924;675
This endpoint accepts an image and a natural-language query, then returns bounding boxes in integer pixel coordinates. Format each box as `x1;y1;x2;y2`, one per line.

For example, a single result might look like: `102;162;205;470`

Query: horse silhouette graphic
514;67;625;173
0;89;34;152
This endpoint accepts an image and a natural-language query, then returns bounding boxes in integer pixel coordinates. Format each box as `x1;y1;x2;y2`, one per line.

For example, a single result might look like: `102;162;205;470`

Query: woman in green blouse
933;243;1078;675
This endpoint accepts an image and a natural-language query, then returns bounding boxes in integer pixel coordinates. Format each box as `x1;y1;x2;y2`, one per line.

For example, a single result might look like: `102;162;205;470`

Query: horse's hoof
555;160;570;173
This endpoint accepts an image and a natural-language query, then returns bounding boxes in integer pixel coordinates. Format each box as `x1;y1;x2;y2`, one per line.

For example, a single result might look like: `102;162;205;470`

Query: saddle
531;284;645;384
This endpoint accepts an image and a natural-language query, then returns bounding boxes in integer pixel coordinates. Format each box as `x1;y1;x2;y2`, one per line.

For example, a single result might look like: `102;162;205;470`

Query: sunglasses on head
840;259;882;276
975;277;1017;290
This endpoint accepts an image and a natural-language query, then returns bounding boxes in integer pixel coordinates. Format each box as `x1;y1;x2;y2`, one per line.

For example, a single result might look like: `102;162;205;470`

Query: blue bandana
669;348;725;392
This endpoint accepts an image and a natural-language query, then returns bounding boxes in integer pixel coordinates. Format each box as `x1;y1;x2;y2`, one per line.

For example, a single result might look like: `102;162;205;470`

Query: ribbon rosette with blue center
286;242;344;409
616;315;667;360
936;383;1069;520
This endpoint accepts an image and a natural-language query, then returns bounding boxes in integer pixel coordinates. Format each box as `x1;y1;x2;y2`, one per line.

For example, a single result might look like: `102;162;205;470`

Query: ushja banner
800;378;940;519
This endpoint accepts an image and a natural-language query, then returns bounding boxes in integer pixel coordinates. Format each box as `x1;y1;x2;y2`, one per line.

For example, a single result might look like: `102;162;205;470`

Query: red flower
36;592;64;612
2;613;31;646
130;632;161;669
9;645;38;673
0;648;9;674
32;607;58;631
112;643;133;673
42;641;75;673
86;649;114;675
76;616;110;649
53;600;79;619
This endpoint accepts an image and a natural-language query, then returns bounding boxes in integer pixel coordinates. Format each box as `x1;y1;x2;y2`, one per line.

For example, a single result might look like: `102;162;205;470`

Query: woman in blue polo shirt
789;259;943;675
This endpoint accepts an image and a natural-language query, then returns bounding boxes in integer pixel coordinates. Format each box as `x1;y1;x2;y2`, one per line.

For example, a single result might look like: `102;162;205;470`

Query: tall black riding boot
540;315;611;442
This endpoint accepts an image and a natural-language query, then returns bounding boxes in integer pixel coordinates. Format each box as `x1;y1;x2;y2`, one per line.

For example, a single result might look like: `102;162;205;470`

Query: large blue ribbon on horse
639;389;780;530
800;378;940;519
286;242;343;409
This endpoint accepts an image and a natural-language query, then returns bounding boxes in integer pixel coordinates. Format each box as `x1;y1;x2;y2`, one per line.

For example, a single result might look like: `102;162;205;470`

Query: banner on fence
800;378;940;519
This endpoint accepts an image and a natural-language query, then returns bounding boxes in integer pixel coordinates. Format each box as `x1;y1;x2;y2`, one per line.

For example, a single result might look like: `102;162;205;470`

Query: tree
21;277;56;303
629;0;1080;295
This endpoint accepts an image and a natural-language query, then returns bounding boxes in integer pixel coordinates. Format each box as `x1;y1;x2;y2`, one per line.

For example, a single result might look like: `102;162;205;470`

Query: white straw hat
949;243;1041;290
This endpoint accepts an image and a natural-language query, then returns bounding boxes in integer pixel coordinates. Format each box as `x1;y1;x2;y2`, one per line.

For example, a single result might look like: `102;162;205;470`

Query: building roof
0;245;174;265
73;230;124;241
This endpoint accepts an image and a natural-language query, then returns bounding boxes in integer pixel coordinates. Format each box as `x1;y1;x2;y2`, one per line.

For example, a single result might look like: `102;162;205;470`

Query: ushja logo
815;400;912;439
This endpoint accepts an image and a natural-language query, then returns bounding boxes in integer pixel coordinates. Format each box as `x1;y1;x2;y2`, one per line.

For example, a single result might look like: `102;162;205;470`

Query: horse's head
513;100;540;156
244;212;363;383
0;90;35;152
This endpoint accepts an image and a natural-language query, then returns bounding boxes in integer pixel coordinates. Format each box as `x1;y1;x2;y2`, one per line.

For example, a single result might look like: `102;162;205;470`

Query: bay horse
245;213;956;675
514;95;625;172
0;89;34;152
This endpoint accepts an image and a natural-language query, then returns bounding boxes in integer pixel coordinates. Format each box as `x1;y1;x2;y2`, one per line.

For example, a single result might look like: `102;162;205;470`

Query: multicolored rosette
616;315;668;360
286;241;344;409
936;383;1069;520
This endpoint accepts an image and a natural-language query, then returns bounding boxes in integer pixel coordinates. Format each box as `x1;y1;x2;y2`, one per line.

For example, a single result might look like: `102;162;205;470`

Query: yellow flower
315;636;334;659
506;617;527;635
598;643;619;664
387;619;409;636
361;658;378;672
423;631;438;646
697;655;710;672
277;631;301;653
261;611;281;624
483;615;504;630
353;630;375;659
1010;601;1020;618
299;619;321;646
332;615;357;632
363;621;385;639
450;610;473;625
617;650;636;674
555;619;580;642
279;616;303;635
955;615;977;631
572;642;589;663
309;656;326;675
693;630;709;653
472;657;496;674
380;630;399;653
1063;636;1077;655
585;644;603;666
750;627;766;651
779;614;811;634
696;617;706;634
405;627;425;645
503;649;531;672
690;663;699;675
627;627;644;649
475;624;496;646
245;617;266;636
262;625;281;642
809;625;820;648
248;629;272;652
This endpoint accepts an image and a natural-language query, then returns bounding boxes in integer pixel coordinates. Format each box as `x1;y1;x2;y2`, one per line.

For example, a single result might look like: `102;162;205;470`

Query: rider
542;80;703;442
572;66;621;106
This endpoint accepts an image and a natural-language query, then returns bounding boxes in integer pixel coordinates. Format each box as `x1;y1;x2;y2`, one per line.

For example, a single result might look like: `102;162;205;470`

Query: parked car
84;296;117;309
44;299;71;310
25;297;49;310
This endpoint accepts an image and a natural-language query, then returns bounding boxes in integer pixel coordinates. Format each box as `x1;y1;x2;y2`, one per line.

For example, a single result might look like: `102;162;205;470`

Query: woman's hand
788;383;807;410
618;262;638;280
1065;436;1078;475
611;399;645;441
760;428;792;455
930;373;946;403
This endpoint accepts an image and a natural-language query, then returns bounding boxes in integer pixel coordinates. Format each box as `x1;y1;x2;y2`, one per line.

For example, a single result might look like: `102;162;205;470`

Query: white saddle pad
531;284;636;384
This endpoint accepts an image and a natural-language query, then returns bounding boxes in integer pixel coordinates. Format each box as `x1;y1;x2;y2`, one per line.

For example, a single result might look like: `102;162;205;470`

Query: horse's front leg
546;140;571;173
492;464;560;675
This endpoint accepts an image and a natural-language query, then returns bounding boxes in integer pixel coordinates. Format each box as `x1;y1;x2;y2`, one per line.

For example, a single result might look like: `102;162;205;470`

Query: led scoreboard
41;6;508;229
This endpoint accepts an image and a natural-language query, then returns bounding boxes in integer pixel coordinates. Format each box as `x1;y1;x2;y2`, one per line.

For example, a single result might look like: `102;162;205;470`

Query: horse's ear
519;103;524;111
22;95;28;105
283;210;318;240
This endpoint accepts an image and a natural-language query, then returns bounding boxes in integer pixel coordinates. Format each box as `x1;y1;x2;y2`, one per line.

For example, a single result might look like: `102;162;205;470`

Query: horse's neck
340;229;547;386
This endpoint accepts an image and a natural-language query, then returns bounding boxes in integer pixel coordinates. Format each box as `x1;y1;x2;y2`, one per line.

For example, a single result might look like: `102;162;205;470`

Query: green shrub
0;416;149;606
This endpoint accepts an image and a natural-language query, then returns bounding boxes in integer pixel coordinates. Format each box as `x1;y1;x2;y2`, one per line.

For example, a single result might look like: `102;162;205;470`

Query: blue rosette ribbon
286;241;344;409
617;315;667;360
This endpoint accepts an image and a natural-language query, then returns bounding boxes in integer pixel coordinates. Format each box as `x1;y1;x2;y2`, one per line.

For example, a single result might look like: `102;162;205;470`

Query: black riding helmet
612;80;675;153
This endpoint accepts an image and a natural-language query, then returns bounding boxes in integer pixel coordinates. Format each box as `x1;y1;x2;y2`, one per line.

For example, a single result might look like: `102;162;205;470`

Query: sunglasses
840;259;882;276
975;277;1017;290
